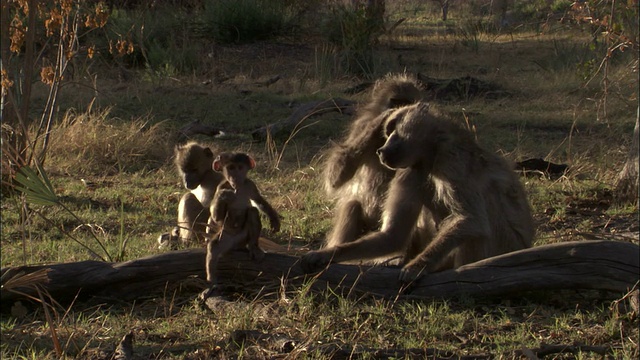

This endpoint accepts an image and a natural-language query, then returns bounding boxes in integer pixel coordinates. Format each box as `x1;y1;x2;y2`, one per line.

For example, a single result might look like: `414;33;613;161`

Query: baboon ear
248;156;256;169
213;156;223;172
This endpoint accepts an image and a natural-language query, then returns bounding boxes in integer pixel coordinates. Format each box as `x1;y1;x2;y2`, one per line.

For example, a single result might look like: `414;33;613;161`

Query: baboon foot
157;233;171;249
157;227;182;249
249;246;266;262
300;250;333;273
399;263;427;284
198;285;222;303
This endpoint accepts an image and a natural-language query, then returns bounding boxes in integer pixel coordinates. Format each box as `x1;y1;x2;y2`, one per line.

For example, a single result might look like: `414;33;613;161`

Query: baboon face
377;103;432;170
176;144;214;190
213;153;255;189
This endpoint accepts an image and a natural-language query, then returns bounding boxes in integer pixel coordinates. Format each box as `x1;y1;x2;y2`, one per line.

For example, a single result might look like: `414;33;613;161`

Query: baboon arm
410;199;490;272
326;114;386;188
210;193;228;224
331;169;424;262
343;112;386;152
248;182;281;232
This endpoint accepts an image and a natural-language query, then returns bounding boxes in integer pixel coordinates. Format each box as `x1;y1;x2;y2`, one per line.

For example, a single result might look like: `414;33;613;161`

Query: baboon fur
304;102;535;282
323;73;423;252
174;142;224;243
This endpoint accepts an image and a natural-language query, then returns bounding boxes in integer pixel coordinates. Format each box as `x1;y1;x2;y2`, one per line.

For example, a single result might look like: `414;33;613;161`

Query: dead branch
176;119;223;142
251;98;355;141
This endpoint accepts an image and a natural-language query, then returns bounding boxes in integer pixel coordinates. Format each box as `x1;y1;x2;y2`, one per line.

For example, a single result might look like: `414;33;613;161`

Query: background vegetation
1;0;638;358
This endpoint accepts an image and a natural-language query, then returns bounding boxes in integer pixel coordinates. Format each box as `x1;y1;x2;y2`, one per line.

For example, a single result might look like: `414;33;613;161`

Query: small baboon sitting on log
203;152;280;299
158;142;224;248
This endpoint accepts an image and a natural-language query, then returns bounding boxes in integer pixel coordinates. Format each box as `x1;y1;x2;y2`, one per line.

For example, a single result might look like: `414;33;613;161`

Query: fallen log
1;241;638;304
251;98;355;141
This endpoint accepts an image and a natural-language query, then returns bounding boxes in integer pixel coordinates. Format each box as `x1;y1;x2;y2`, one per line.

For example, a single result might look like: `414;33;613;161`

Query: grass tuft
45;108;173;176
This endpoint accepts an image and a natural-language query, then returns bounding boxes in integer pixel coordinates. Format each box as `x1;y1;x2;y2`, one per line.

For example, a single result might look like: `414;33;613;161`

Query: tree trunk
615;106;639;206
442;0;449;21
2;240;638;304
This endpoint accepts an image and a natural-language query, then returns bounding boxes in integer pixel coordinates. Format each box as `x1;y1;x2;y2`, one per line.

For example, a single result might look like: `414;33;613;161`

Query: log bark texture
1;240;638;303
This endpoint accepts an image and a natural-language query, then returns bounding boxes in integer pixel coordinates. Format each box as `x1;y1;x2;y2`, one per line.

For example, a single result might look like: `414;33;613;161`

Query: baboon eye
385;119;397;137
228;164;236;171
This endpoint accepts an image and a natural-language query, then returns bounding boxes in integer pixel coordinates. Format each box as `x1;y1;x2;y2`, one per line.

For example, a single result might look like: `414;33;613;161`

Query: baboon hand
217;189;236;203
300;250;333;273
199;285;221;303
399;262;428;284
270;216;281;232
326;149;355;189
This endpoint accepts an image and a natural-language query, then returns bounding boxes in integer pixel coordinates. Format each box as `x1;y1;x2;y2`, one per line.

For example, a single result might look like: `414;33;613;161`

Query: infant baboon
203;152;280;297
173;142;224;243
323;73;422;251
303;102;535;282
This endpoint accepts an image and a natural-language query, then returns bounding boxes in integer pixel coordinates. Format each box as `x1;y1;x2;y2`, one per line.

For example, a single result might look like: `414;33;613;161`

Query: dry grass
45;108;174;176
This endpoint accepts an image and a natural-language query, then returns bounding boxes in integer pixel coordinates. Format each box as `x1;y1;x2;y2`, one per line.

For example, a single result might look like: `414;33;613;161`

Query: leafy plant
1;0;110;177
104;5;198;74
14;164;113;262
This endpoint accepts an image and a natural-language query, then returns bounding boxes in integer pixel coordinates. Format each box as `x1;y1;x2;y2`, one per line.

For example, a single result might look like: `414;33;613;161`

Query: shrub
103;6;198;73
320;3;385;76
201;0;296;44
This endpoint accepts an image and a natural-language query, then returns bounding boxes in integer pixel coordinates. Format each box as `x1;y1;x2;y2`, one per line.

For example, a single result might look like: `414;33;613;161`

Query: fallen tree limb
1;241;638;304
416;73;507;101
176;119;223;141
251;98;355;141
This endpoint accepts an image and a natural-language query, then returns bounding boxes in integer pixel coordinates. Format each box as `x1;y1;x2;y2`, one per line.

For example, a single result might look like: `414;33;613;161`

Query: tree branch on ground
251;98;355;141
1;240;638;304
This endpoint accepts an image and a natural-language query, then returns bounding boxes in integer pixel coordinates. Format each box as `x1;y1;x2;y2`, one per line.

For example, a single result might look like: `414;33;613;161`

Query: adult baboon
323;73;422;250
203;152;280;298
303;102;535;282
174;141;224;243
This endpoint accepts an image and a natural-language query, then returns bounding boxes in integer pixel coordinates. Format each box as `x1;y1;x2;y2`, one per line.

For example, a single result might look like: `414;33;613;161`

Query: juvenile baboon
174;142;224;243
303;102;535;282
323;73;422;250
203;152;280;297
